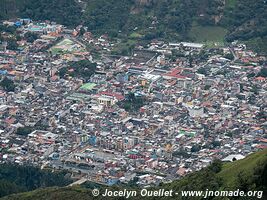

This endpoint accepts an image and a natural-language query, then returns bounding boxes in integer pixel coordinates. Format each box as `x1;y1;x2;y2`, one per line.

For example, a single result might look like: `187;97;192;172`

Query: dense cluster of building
0;19;266;187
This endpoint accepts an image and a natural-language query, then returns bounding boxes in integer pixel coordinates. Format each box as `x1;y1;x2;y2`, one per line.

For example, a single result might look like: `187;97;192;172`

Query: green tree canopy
0;77;16;92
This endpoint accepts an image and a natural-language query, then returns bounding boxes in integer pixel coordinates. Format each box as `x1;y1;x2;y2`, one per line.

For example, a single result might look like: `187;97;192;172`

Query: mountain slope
218;149;267;189
0;164;72;198
0;0;82;27
0;0;267;53
1;149;267;200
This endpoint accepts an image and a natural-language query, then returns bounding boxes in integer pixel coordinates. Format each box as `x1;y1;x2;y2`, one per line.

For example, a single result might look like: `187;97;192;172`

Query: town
0;18;266;187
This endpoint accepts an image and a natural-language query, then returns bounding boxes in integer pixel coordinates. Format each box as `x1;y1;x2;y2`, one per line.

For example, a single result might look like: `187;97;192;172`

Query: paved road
229;46;238;61
68;177;87;186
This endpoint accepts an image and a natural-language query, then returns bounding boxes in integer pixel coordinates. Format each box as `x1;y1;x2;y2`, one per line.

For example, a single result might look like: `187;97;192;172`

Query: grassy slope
1;187;95;200
188;0;236;46
225;0;237;9
245;37;267;56
1;149;267;200
218;149;267;188
189;22;227;46
1;0;266;54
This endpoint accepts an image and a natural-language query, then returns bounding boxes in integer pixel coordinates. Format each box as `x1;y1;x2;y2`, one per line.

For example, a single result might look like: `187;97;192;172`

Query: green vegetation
83;0;132;35
79;83;96;91
189;22;227;45
257;67;267;78
22;0;82;27
218;149;267;189
0;0;81;27
225;0;237;9
0;24;16;34
129;32;143;39
1;187;93;200
0;163;72;198
118;92;145;112
1;149;266;200
111;39;136;56
58;60;96;80
50;38;85;55
6;39;18;50
1;0;267;53
224;53;234;60
0;77;15;92
24;32;38;43
0;25;20;50
0;0;27;20
222;0;267;54
15;127;33;136
246;37;267;55
197;67;208;76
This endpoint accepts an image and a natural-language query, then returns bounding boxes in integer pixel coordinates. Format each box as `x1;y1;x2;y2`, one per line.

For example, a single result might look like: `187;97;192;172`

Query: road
64;34;87;49
229;46;238;61
68;178;87;186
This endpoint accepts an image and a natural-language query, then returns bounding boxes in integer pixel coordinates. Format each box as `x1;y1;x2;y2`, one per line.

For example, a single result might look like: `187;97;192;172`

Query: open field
189;23;227;47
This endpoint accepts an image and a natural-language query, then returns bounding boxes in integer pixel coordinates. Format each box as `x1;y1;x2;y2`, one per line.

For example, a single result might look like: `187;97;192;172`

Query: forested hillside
1;149;267;200
0;0;266;53
0;164;72;198
0;0;82;27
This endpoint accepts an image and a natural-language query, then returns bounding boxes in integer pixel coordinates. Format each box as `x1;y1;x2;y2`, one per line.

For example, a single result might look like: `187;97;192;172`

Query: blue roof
15;21;22;26
0;70;8;75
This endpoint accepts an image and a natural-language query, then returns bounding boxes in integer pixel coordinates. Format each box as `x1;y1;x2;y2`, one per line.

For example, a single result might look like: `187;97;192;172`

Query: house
222;154;245;162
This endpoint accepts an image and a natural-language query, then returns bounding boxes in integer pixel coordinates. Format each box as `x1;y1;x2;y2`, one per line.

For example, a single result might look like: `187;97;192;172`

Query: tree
24;32;38;43
237;171;250;192
118;92;145;112
204;85;211;90
251;85;259;95
21;0;82;28
83;0;131;33
212;140;221;148
6;39;18;50
172;150;191;158
258;68;267;77
208;159;222;173
224;53;234;60
253;160;267;190
0;180;24;198
58;67;67;78
79;27;86;36
16;127;33;136
197;67;208;75
0;163;72;198
58;60;96;80
188;53;193;68
0;24;16;34
191;144;201;152
0;77;15;92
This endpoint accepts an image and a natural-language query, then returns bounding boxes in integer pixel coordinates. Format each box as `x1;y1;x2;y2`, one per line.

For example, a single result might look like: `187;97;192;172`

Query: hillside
1;149;267;200
0;0;82;27
0;0;267;53
0;164;72;198
218;148;267;189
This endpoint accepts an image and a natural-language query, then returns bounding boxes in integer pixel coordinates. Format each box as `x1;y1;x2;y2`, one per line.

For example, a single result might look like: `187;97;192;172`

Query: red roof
256;144;267;149
255;77;266;81
5;118;16;124
99;91;124;101
258;138;267;143
164;67;186;79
